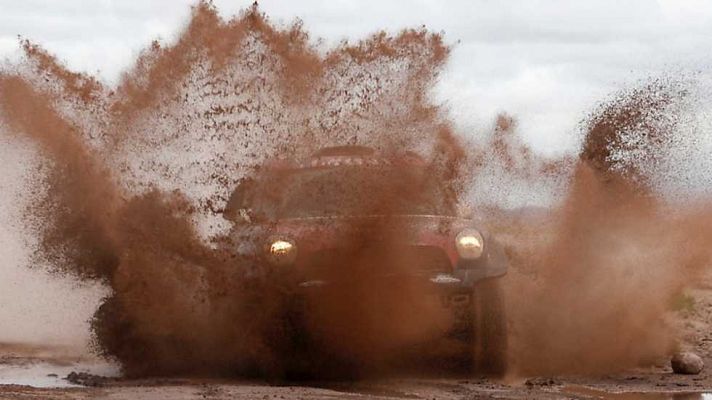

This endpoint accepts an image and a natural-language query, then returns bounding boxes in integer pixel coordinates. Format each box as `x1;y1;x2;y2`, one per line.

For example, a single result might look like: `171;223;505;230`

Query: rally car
225;146;509;375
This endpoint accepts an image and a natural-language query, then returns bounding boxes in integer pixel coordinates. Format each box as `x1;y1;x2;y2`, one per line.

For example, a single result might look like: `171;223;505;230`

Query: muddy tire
91;296;157;377
472;278;508;376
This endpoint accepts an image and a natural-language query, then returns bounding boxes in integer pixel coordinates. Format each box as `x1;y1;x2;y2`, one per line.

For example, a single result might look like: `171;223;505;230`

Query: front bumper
287;272;480;343
289;239;508;291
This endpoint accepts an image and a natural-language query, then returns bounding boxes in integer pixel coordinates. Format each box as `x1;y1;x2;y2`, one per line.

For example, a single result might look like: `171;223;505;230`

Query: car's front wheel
471;278;508;376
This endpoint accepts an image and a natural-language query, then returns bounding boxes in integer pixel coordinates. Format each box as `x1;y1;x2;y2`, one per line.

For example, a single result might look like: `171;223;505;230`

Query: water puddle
307;382;419;399
0;359;119;388
564;386;712;400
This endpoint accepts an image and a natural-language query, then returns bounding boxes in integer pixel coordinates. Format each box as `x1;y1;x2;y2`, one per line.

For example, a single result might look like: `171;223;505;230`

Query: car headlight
267;238;298;266
455;229;484;259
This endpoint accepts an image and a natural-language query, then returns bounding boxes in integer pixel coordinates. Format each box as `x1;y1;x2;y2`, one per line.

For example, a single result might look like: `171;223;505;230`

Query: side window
224;177;256;222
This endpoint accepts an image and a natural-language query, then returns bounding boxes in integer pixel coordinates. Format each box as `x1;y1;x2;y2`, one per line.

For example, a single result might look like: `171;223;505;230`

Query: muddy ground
0;352;710;400
2;274;712;400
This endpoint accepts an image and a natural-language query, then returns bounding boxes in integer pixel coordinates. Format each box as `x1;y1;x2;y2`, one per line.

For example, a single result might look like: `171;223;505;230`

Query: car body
225;146;509;374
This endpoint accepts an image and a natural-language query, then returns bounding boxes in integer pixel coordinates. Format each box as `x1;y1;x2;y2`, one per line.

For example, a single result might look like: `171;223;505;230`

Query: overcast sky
2;0;712;156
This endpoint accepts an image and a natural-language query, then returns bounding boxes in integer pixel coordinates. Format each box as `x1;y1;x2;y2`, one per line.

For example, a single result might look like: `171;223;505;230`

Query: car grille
299;245;452;280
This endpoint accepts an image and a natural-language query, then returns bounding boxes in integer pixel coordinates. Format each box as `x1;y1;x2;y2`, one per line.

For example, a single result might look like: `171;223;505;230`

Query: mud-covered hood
266;214;482;261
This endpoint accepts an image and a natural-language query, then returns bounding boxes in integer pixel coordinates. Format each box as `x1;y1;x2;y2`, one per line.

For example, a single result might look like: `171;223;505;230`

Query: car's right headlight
267;238;298;266
455;229;484;260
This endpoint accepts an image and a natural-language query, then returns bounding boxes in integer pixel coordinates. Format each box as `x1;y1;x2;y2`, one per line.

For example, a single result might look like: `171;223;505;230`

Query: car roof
312;145;375;157
263;146;427;171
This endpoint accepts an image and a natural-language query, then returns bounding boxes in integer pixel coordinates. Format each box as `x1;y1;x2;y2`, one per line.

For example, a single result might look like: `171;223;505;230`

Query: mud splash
506;78;712;375
0;2;460;377
0;1;710;379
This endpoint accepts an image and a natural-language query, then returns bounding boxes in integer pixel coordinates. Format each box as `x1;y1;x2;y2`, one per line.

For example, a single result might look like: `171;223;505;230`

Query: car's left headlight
267;238;298;266
455;229;484;259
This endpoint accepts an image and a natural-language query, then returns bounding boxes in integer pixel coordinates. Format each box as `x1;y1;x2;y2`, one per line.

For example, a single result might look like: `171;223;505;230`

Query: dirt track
3;279;712;400
0;371;711;399
3;252;712;400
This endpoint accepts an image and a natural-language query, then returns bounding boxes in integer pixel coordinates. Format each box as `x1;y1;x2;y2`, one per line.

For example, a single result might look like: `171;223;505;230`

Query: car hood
267;214;480;252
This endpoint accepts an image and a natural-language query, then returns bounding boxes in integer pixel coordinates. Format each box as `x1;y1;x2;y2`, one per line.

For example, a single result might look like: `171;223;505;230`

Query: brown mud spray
0;2;710;378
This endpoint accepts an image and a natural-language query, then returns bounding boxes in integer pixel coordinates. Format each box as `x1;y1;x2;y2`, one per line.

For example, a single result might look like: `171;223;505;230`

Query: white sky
1;0;712;156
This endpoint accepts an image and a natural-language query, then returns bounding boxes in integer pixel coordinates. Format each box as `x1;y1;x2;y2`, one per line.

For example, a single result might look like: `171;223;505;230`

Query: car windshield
274;166;455;218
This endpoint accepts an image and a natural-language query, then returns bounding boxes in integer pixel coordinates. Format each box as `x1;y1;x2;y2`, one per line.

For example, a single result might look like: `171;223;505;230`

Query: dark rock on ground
671;352;704;375
65;371;112;387
525;377;561;387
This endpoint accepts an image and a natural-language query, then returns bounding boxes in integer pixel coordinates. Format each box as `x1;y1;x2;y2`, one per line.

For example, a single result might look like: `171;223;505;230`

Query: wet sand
1;340;712;400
